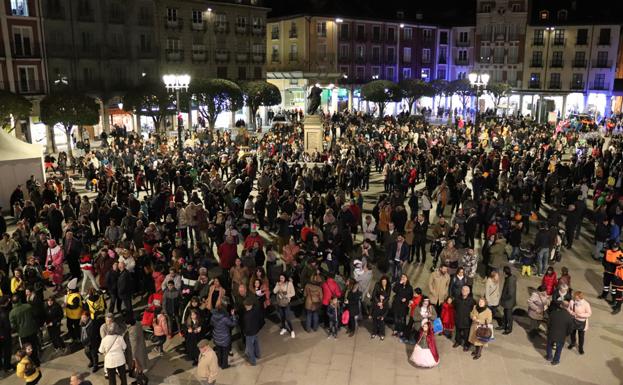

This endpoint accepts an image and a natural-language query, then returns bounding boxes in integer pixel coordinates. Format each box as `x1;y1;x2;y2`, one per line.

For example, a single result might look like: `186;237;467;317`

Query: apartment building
156;0;268;81
521;2;620;118
449;26;476;80
0;0;47;139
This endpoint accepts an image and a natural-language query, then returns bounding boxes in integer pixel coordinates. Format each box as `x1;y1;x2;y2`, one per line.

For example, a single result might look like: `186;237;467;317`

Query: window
81;31;93;50
372;26;381;40
438;47;447;64
599;28;611;45
356;66;365;80
217;66;227;79
238;67;246;80
386;67;395;80
437;68;446;80
594;73;606;88
508;46;518;64
11;0;29;16
533;29;544;45
252;43;263;54
493;47;504;63
83;67;93;82
457;72;466;80
191;10;202;24
289;22;297;38
439;31;448;45
422;48;431;63
387;47;395;63
236;16;247;28
403;47;411;63
166;38;180;50
539;10;549;20
139;34;151;51
402;68;411;79
339;23;348;39
387;27;395;42
576;29;588;45
573;51;585;66
372;46;381;62
357;25;365;40
458;31;468;43
271;45;278;61
531;51;543;66
557;10;568;21
316;21;326;37
480;45;490;62
553;29;564;45
403;27;412;40
166;8;177;21
457;49;467;63
290;44;298;61
12;26;33;56
571;73;583;88
551;51;563;66
597;51;609;67
17;66;36;93
252;17;262;28
529;73;540;88
550;73;561;88
356;45;365;59
215;14;227;28
339;44;349;59
318;44;327;59
371;66;380;78
481;3;492;12
271;25;279;40
511;3;522;12
422;29;432;41
421;68;430;80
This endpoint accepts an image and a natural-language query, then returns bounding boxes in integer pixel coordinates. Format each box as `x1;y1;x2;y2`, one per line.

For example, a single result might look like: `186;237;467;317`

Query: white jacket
362;219;377;241
99;334;127;369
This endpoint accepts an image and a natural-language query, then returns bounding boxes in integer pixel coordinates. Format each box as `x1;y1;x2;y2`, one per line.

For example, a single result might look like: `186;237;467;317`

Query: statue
306;86;322;115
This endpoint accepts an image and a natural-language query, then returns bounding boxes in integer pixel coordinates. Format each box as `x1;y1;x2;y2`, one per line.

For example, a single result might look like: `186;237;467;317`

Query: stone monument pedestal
303;114;323;154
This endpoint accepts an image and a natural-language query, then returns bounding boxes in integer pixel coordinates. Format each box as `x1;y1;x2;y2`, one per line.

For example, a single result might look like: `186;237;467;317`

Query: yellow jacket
11;277;24;294
16;357;40;383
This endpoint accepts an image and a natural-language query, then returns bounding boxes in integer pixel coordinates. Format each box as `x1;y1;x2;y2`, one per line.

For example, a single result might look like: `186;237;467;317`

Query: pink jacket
568;299;592;331
153;313;170;337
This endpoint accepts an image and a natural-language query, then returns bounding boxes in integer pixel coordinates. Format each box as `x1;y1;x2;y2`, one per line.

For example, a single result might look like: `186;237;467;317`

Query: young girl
327;297;341;339
520;248;534;277
410;320;440;368
441;296;456;339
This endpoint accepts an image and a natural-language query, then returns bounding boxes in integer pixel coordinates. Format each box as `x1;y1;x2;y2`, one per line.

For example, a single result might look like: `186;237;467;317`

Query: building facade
521;6;620;119
0;0;47;139
449;25;476;81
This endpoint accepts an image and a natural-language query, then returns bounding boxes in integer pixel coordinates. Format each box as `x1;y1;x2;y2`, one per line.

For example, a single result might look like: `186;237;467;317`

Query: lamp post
163;74;191;159
468;72;489;129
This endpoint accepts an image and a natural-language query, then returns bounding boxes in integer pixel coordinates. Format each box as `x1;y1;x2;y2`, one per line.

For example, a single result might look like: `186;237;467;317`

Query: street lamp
163;74;191;159
468;72;489;129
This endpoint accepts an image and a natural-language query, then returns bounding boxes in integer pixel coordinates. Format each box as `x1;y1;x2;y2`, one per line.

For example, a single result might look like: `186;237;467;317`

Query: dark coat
386;241;409;263
117;269;133;299
391;282;413;313
413;220;428;243
547;307;574;342
454;295;475;329
500;274;517;309
242;304;264;336
210;309;237;347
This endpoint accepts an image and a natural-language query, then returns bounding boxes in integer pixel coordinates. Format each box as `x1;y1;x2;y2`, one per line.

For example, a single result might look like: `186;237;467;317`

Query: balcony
354;55;365;64
235;24;248;34
165;49;183;62
548;81;561;89
192;46;207;62
454;57;468;65
493;56;504;64
530;60;543;68
252;53;265;63
590;81;608;90
289;52;299;62
252;25;265;36
289;29;298;39
422;57;431;64
15;80;46;95
529;81;540;89
105;44;127;58
236;52;249;63
572;59;586;68
593;60;612;68
164;17;183;30
371;35;382;43
338;54;349;62
215;50;230;63
550;60;564;68
386;35;396;44
455;40;470;47
532;39;544;46
215;22;230;34
191;20;206;31
11;43;42;58
552;38;566;46
570;81;584;90
401;57;412;65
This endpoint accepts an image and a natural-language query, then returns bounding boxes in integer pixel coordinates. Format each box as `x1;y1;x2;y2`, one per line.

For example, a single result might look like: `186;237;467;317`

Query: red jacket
441;302;456;330
541;272;558;295
408;294;423;318
486;223;498;239
321;278;342;306
218;242;238;270
243;233;264;250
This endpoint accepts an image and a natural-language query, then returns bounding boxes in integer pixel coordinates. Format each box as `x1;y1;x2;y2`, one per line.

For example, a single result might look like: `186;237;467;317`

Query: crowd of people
1;108;623;384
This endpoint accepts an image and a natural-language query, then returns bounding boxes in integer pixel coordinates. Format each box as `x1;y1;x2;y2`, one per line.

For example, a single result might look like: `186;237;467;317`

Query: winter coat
541;272;558;296
500;274;517;309
468;306;493;347
242;304;264;336
428;270;450;305
196;345;219;383
547;307;574;342
484;278;501;307
527;291;550;321
453;295;475;329
210;309;237;347
127;322;149;371
99;334;127;369
391;282;413;314
321;278;342;306
9;302;38;338
441;302;456;330
568;299;592;331
304;282;323;311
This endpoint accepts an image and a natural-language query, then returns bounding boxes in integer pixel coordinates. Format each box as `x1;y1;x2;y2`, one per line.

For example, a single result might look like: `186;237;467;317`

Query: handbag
341;309;350;325
432;318;443;334
475;322;493;342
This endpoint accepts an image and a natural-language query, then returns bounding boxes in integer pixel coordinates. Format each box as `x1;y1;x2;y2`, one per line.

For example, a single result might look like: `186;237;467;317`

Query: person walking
242;298;264;365
567;291;592;355
196;339;219;385
210;303;237;369
468;297;493;360
545;302;574;365
497;266;516;335
99;331;128;385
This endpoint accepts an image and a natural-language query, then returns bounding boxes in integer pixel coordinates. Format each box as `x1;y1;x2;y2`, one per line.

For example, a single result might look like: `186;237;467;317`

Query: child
403;287;423;343
440;296;455;339
558;266;571;288
521;247;534;277
327;297;340;339
371;295;388;341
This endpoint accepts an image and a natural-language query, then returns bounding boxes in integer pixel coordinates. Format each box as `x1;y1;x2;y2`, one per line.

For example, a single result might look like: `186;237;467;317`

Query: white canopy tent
0;129;44;211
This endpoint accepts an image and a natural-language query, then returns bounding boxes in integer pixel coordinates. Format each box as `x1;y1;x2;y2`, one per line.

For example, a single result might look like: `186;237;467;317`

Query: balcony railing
236;52;249;63
590;81;608;90
370;55;381;64
289;29;298;38
338;54;349;62
191;21;206;31
164;17;183;30
575;39;588;46
235;24;248;34
252;25;265;35
289;52;299;62
14;80;46;94
552;38;566;46
572;59;586;68
11;43;42;58
191;48;207;63
138;17;153;26
438;56;447;64
548;81;561;89
550;60;564;68
165;49;183;61
529;81;540;89
215;50;230;62
371;35;382;43
530;60;543;68
252;53;265;63
570;81;584;90
455;40;470;47
593;60;612;68
356;33;366;41
215;22;230;34
532;39;544;46
493;56;504;64
355;55;365;63
339;32;349;40
386;56;396;64
136;46;157;59
454;58;468;65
